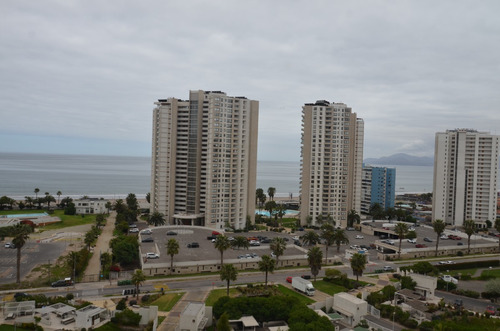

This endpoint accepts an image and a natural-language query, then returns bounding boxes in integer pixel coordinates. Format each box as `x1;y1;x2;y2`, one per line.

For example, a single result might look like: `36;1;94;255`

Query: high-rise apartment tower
300;100;364;227
432;129;499;227
361;166;396;214
151;90;259;230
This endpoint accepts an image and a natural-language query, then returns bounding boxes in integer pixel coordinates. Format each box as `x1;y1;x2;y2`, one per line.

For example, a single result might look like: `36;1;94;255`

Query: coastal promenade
83;212;116;281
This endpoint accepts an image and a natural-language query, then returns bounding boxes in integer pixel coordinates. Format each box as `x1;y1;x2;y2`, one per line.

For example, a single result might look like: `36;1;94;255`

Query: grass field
150;292;185;311
205;288;240;306
276;284;315;305
312;280;347;296
0;209;100;230
448;268;477;277
479;268;500;279
0;326;31;331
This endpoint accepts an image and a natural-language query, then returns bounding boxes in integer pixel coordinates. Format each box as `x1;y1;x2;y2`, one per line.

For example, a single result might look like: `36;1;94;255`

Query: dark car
166;231;177;236
187;242;200;248
14;292;28;299
141;237;154;243
301;275;312;280
294;240;302;247
207;235;216;240
423;237;433;242
51;279;73;287
261;238;271;243
457;242;464;246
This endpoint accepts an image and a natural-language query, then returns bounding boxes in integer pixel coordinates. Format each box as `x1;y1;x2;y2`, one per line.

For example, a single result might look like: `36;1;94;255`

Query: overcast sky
1;1;500;161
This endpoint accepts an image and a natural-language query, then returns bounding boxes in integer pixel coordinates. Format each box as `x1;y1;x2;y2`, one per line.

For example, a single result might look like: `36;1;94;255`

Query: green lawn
42;210;99;230
276;284;315;305
149;292;185;311
480;268;500;279
0;326;31;331
94;322;123;331
312;280;347;296
205;288;239;306
448;268;477;277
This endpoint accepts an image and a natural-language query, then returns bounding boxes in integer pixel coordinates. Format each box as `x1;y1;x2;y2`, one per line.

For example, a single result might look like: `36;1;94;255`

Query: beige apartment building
300;100;364;227
150;90;259;230
432;129;499;227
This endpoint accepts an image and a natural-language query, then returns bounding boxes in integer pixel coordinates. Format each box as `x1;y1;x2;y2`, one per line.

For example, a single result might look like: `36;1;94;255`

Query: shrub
112;308;141;326
142;295;150;303
116;298;127;311
457;251;464;256
66;293;74;300
129;299;137;306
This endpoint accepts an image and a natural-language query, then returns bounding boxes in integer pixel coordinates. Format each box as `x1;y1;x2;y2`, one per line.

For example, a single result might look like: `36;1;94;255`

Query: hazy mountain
364;153;434;166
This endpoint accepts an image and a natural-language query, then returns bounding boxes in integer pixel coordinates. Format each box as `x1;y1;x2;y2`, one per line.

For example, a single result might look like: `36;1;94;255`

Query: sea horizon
0;151;436;200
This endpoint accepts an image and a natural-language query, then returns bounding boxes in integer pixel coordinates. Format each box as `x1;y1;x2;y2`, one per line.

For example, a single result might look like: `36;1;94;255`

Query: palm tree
333;229;349;252
24;196;34;208
433;219;446;257
351;252;367;282
321;223;335;264
394;222;409;259
56;191;62;205
301;231;320;246
258;255;275;287
214;235;231;266
95;214;106;228
264;200;277;219
276;204;286;226
146;192;150;203
113;199;126;214
495;219;500;253
306;215;313;227
231;236;249;250
316;214;323;226
105;201;112;214
34;188;39;200
463;219;476;254
325;214;335;226
148;212;166;226
131;269;146;300
220;264;238;296
369;203;383;221
267;187;276;201
347;209;360;228
12;224;31;284
307;246;323;281
270;237;287;267
45;195;56;209
166;239;179;275
256;189;267;211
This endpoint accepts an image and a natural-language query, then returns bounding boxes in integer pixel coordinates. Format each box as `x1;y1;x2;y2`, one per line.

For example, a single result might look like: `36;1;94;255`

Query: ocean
0;152;434;199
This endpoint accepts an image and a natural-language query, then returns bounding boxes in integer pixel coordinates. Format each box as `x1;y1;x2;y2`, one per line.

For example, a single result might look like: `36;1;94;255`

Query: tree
34;188;39;200
495;218;500;253
148;211;166;226
316;214;323;225
220;264;238;296
105;201;112;214
131;269;146;300
276;204;286;226
231;236;249;250
214;235;231;266
216;312;231;331
306;215;313;227
126;193;139;211
64;202;76;215
432;219;446;257
113;199;126;214
321;223;335;264
146;192;150;204
347;209;360;227
351;253;367;282
24;196;34;209
463;219;476;254
270;237;287;267
166;239;179;275
264;200;277;219
96;213;106;228
307;246;323;281
84;231;96;251
267;187;276;201
333;229;349;252
56;191;62;205
394;222;409;259
258;255;275;287
256;188;266;210
301;231;320;246
369;203;384;221
12;224;32;284
45;195;56;209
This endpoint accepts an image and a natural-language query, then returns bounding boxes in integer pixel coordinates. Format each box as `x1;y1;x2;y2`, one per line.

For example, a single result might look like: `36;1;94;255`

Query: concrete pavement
83;212;116;279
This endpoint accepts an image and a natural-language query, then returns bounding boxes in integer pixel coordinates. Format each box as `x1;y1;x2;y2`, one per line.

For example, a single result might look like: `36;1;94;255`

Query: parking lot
138;226;308;265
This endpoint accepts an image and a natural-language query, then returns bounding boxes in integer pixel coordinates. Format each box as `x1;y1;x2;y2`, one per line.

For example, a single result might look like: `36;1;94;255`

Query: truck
291;276;315;296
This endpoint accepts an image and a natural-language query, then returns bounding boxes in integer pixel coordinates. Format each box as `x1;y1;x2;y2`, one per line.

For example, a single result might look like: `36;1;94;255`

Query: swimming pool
255;210;299;217
1;212;49;218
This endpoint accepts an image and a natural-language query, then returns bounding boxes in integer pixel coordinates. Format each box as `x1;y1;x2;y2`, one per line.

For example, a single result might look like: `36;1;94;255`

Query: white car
355;235;364;239
407;239;416;244
350;245;360;250
387;240;395;245
440;235;448;240
146;252;159;259
141;229;152;235
441;275;458;284
129;228;139;233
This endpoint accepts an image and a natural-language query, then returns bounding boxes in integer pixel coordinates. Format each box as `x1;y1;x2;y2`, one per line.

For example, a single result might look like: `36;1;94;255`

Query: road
435;290;500;313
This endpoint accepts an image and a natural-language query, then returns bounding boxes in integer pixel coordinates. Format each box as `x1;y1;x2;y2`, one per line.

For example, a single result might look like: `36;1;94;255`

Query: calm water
0;152;435;199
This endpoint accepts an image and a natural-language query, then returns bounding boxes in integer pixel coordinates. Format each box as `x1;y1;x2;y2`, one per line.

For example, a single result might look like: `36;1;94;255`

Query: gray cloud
1;0;500;160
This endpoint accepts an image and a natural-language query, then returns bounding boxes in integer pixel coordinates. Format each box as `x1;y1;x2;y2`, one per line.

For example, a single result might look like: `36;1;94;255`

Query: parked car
440;235;448;240
286;276;293;283
141;229;152;235
141;237;154;243
249;240;261;246
187;242;200;248
346;227;355;231
423;237;433;242
457;242;464;246
51;278;73;287
129;228;139;233
146;252;159;259
301;275;312;279
383;266;394;272
407;239;416;244
294;240;302;246
415;244;427;248
485;305;496;315
441;275;458;284
387;240;395;245
261;238;271;243
167;231;178;236
207;235;216;240
4;242;15;248
355;235;364;239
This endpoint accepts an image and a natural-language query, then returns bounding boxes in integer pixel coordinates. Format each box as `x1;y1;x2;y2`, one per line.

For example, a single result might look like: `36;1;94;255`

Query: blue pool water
255;210;299;217
1;212;49;218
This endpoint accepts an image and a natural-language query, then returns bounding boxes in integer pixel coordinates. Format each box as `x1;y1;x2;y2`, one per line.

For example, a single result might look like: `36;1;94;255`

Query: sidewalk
83;212;116;278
